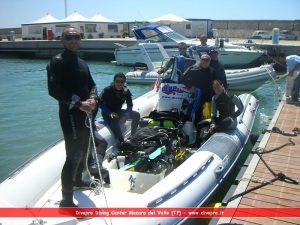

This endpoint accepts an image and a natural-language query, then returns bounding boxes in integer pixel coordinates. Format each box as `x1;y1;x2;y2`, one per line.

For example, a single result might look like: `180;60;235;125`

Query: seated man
98;72;140;142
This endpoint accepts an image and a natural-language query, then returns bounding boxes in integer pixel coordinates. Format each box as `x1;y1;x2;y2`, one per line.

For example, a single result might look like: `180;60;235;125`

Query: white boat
125;43;275;90
114;24;265;68
126;64;275;90
0;82;258;225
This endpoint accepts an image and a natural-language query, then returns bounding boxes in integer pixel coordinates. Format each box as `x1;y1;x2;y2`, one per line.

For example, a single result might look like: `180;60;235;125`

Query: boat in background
115;24;265;68
125;43;275;91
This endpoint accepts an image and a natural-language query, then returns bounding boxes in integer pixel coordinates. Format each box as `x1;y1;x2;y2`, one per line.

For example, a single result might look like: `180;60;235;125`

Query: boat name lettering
171;189;177;195
161;85;184;95
156;198;163;204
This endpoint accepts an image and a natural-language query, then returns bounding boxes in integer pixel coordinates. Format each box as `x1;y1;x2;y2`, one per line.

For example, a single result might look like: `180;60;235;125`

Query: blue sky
0;0;299;28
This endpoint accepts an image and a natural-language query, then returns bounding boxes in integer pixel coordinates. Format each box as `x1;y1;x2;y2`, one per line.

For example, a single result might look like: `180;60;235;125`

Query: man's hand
276;73;289;79
79;101;93;113
208;124;215;134
87;98;96;110
110;112;118;118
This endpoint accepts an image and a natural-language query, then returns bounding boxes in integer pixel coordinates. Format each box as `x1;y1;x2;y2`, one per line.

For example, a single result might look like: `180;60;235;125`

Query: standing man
159;42;194;74
47;27;98;208
277;53;300;104
99;72;140;143
189;35;211;57
209;49;228;89
181;54;217;127
199;34;208;47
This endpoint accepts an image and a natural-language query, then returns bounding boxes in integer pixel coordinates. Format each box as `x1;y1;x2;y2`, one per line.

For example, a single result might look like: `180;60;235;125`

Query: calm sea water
0;56;286;218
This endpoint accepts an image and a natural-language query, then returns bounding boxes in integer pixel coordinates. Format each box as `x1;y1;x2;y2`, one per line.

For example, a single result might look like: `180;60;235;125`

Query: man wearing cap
209;49;228;89
181;54;217;128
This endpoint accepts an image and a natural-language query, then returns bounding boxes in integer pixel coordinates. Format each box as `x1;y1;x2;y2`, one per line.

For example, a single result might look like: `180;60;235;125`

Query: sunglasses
201;58;210;62
64;34;81;41
179;48;187;50
115;80;125;83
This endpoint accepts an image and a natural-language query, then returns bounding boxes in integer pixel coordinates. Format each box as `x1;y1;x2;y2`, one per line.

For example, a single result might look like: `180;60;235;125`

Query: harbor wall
0;20;299;41
213;20;300;39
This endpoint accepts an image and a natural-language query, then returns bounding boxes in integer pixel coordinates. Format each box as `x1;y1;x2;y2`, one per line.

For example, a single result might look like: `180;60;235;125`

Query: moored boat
126;64;275;90
115;24;265;68
124;43;275;90
0;81;259;225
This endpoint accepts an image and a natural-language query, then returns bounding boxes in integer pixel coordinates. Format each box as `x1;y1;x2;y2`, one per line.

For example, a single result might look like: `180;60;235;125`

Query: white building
21;12;123;40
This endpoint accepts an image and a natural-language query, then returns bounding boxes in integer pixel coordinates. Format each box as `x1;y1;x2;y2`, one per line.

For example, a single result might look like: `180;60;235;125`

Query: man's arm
288;63;300;75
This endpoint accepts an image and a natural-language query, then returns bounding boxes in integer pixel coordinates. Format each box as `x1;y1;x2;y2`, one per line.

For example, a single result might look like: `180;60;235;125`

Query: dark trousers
89;131;108;167
196;117;237;141
292;75;300;102
59;110;90;200
102;109;140;141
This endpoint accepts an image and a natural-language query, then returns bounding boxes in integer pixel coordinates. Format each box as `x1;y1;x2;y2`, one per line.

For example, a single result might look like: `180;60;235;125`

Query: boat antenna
137;11;146;22
64;0;67;17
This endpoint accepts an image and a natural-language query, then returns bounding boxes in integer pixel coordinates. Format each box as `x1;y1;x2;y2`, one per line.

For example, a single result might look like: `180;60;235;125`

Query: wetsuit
99;84;140;141
197;90;244;143
47;48;97;201
210;59;228;89
181;63;217;126
211;90;244;132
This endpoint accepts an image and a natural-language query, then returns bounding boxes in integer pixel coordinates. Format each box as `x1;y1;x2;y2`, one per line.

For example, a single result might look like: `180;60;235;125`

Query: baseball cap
209;49;218;55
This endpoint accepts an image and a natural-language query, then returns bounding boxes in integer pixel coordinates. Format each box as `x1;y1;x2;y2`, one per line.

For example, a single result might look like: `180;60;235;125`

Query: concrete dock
211;97;300;225
0;38;299;62
0;38;136;59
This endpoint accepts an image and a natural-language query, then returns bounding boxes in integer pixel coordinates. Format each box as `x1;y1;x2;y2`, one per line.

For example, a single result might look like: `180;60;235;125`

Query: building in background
21;12;122;40
1;12;298;41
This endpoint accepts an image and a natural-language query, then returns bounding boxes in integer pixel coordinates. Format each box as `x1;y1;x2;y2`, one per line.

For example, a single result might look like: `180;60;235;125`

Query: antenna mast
64;0;67;17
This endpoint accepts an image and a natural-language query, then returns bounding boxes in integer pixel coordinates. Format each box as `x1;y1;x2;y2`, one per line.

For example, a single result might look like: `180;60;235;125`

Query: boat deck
214;98;300;224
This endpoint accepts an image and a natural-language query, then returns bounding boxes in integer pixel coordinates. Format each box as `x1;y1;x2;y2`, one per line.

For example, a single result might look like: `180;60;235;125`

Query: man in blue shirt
277;53;300;105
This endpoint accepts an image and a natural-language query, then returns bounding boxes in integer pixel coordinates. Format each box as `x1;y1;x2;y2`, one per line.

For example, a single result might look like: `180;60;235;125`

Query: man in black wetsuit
47;27;98;208
209;49;228;89
99;72;140;143
181;54;217;127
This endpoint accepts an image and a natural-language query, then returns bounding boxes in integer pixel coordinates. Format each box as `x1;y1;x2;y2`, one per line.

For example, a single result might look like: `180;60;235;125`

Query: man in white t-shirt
277;53;300;105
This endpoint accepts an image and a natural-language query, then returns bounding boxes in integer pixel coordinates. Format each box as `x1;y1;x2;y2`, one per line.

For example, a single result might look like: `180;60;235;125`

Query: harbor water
0;56;286;221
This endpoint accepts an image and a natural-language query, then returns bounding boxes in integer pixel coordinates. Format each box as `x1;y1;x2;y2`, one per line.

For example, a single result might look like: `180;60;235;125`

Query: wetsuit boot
59;191;77;208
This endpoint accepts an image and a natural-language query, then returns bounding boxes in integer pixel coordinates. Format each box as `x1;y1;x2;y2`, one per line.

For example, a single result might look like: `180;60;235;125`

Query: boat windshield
140;26;188;43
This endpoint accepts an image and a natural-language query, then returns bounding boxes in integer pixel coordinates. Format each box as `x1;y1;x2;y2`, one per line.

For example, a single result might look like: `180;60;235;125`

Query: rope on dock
262;126;300;136
224;130;299;204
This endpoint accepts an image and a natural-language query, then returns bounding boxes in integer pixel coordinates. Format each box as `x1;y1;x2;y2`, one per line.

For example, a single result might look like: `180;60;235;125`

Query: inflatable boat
124;43;274;90
0;83;258;225
126;64;275;90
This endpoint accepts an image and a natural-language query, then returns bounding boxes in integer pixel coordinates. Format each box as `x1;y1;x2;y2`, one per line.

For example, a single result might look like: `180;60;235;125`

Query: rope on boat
85;112;113;225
